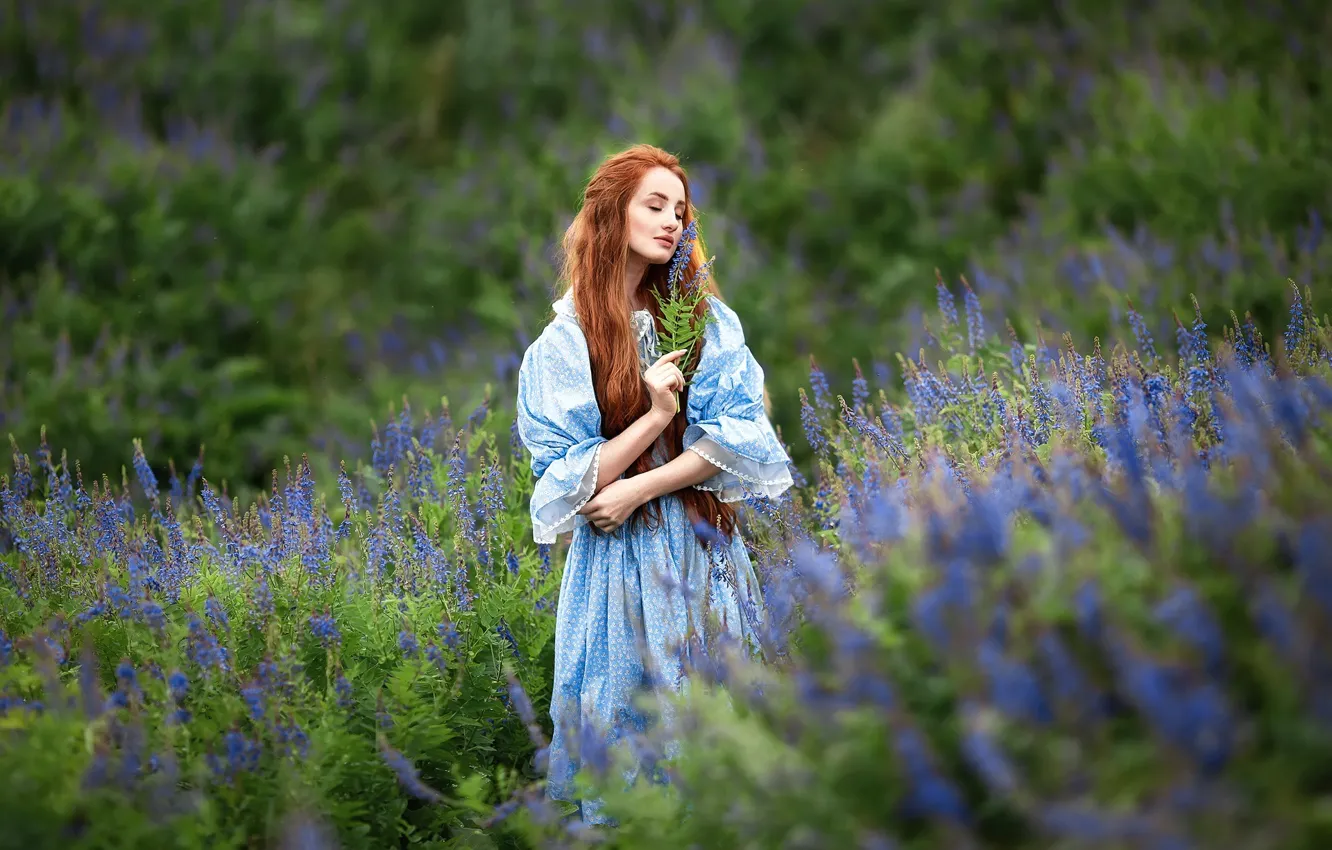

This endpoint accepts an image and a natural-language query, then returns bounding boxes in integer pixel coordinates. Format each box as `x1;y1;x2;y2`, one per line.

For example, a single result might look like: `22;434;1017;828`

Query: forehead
635;166;686;204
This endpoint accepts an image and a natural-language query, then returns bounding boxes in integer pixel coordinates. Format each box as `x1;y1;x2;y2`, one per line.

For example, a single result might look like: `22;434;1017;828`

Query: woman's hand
580;478;649;533
643;349;687;419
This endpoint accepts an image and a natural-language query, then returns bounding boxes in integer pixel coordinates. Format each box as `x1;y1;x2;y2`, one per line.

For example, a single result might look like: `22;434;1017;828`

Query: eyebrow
647;191;685;207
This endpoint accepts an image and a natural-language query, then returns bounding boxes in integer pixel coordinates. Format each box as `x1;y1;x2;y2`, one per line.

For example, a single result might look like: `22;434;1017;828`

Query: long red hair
557;143;737;539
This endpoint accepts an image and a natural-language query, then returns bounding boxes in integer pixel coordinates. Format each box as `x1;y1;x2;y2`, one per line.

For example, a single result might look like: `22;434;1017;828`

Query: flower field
3;280;1331;849
6;2;1332;846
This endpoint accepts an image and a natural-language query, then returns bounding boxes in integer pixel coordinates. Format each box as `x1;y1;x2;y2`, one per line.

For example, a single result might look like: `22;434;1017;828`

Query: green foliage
0;409;555;848
4;0;1330;489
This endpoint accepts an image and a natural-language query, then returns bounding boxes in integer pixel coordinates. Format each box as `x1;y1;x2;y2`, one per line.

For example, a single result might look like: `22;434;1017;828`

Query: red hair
557;143;737;538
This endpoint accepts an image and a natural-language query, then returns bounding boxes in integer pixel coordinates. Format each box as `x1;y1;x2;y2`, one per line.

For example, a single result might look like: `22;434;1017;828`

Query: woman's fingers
650;349;687;368
646;369;685;392
648;363;684;385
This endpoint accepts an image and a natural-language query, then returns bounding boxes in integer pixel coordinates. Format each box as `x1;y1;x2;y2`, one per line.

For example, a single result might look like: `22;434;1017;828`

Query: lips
654;236;674;249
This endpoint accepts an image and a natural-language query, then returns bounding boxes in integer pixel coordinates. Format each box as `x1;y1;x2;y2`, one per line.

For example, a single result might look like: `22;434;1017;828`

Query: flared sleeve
684;297;794;502
516;317;606;544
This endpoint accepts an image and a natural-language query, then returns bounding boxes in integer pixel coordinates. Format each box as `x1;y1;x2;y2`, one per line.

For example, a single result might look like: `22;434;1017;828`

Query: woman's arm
592;407;673;492
629;448;721;504
577;446;722;531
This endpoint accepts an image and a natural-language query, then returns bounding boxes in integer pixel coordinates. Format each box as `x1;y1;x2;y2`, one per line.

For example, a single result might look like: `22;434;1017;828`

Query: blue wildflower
398;628;420;659
808;355;832;411
851;359;870;411
799;389;828;455
963;277;984;351
309;610;341;649
935;274;958;327
378;737;445;803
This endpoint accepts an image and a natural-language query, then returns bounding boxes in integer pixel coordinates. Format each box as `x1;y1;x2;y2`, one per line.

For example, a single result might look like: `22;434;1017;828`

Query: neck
624;255;648;311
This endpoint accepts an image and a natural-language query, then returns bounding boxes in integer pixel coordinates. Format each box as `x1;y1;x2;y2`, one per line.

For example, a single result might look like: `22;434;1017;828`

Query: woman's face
625;166;686;267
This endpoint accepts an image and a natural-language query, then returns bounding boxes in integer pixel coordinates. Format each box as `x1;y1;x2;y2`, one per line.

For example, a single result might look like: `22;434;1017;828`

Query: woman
515;144;793;824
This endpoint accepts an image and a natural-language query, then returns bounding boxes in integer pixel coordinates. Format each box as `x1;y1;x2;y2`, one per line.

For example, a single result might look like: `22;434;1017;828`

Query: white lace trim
687;438;793;501
688;444;789;486
692;479;752;504
532;442;603;544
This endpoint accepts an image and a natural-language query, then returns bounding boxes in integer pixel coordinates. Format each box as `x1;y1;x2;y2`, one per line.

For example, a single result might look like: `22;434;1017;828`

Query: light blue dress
515;292;794;823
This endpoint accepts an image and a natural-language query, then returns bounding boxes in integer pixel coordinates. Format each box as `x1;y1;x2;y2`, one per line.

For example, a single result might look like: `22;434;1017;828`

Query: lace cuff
686;433;793;503
531;441;603;544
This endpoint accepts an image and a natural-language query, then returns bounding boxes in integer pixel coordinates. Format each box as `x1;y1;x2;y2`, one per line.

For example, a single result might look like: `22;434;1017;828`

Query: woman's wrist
645;406;675;432
631;467;665;505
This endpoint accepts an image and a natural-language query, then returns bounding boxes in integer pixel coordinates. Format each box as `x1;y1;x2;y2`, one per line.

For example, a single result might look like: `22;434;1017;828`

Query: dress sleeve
683;297;794;502
516;318;606;544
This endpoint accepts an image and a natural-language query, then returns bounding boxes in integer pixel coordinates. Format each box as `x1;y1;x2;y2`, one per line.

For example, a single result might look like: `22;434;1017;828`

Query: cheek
630;210;652;238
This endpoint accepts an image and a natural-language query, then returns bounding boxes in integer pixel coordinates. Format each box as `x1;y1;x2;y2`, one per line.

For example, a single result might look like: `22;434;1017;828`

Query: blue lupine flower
1153;585;1226;677
445;436;468;518
186;614;230;678
132;439;158;504
963;279;984;352
424;643;448;675
665;220;699;292
77;601;107;623
808;356;832;411
309;611;341;649
205;595;230;633
334;672;355;710
508;417;523;457
935;276;958;327
240;682;266;723
894;726;968;823
1285;282;1306;355
167;670;188;703
478;459;506;526
959;702;1019;794
398;629;420;659
208;729;261;784
1127;299;1158;363
495;619;521;659
506;673;537;727
251;576;275;622
799;389;827;455
277;721;310;759
977;638;1052;725
465;397;489;434
851;359;870;411
1041;630;1108;719
438;619;460;652
378;738;444;803
574;714;612;776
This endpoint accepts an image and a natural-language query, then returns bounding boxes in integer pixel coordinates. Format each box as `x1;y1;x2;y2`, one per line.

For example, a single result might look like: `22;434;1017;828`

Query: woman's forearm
633;447;720;503
593;408;673;491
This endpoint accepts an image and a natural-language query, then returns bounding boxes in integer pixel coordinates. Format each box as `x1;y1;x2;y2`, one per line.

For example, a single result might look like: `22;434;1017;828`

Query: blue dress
515;292;794;823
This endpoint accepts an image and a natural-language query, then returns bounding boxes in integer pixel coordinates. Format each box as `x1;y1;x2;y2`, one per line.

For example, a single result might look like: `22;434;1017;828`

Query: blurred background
2;0;1329;494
